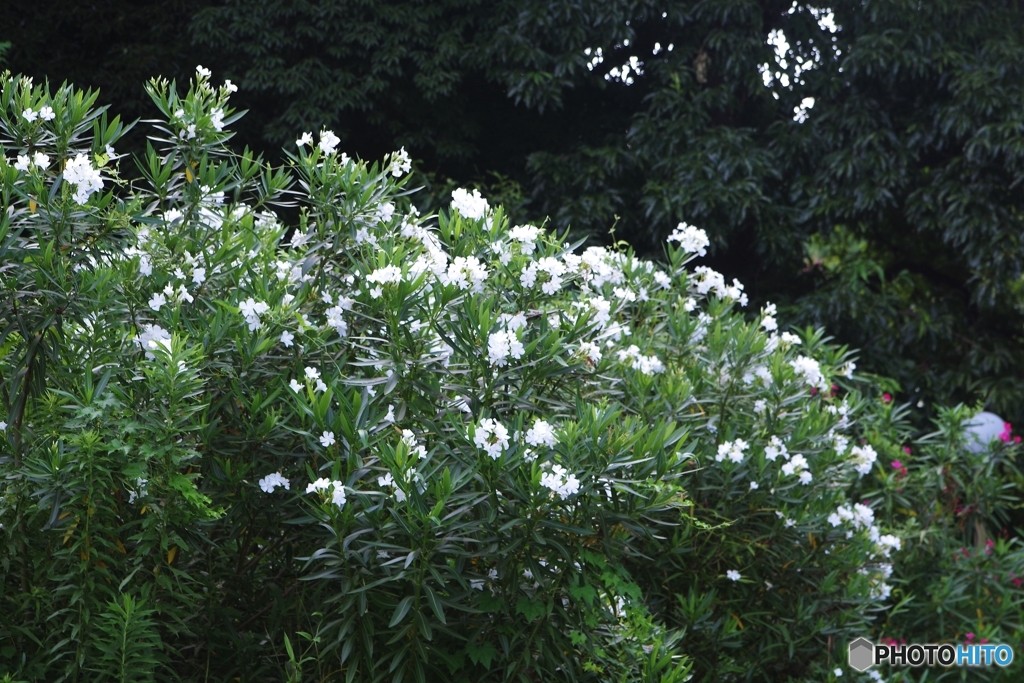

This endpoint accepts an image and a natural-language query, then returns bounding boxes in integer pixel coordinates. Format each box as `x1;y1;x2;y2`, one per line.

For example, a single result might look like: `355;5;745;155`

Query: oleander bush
0;68;1005;683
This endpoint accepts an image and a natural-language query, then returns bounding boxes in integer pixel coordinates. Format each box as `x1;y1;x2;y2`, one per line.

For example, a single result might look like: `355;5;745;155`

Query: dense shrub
0;69;1008;683
851;400;1024;681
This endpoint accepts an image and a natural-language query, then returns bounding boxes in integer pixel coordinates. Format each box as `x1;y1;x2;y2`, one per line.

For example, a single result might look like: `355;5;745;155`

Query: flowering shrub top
1;69;901;682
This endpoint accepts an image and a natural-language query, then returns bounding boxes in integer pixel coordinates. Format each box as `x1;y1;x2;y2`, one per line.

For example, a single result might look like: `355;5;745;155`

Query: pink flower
999;422;1014;443
965;633;975;642
891;460;903;469
882;393;892;403
1012;578;1021;587
902;446;912;455
981;638;989;645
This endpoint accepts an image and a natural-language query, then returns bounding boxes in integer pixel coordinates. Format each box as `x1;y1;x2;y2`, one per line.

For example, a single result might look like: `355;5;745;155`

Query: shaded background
4;0;1024;428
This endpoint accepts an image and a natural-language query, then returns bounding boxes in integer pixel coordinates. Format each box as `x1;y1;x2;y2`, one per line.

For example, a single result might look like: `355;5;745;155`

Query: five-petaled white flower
726;570;741;581
280;331;294;347
296;131;313;148
319;431;336;448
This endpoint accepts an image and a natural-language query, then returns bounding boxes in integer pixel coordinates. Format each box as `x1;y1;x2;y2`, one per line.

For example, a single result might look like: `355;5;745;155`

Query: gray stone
962;411;1005;454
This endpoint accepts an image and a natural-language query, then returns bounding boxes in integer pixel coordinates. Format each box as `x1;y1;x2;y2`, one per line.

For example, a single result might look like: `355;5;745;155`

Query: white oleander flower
715;439;749;464
319;129;340;155
539;464;580;499
451;188;489;219
474;418;510;459
667;222;709;256
390;147;411;177
525;420;557;448
259;472;290;493
850;444;878;476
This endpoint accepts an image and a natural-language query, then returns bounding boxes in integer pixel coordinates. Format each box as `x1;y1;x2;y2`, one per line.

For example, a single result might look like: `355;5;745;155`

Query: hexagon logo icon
849;638;875;672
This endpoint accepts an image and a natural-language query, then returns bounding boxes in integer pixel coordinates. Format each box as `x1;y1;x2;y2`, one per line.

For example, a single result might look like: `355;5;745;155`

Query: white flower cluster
377;472;406;501
850;444;877;476
761;302;778;332
539;464;580;500
135;324;171;360
615;345;665;375
14;152;49;172
487;328;525;367
127;477;148;504
210;108;226;132
377;431;429;503
781;453;813;484
442;256;488;292
289;366;328;394
21;105;56;123
63;153;104;204
323;303;348;338
572;247;628;289
365;265;402;298
716;439;749;464
259;472;290;493
525;420;558;448
577;341;603;365
389;147;411;177
239;297;270;331
828;503;875;532
319;130;340;155
451;188;489;220
763;435;787;461
742;364;773;386
667;222;709;257
789;355;827;390
474;418;510;459
828;501;898;599
876;533;901;558
691;266;748;306
401;429;428;460
508;224;543;253
306;477;346;508
520;256;567;294
764;330;802;353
